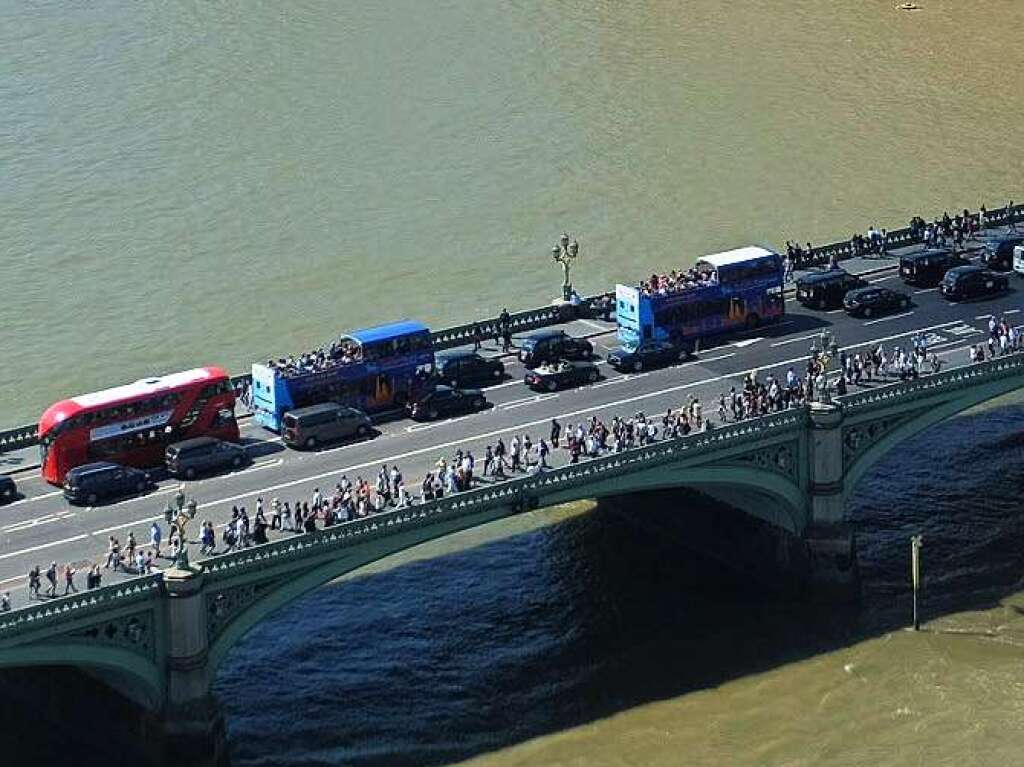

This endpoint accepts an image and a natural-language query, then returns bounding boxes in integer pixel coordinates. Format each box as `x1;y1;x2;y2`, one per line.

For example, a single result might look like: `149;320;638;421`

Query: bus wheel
633;360;643;373
745;314;760;329
185;467;197;480
305;436;317;450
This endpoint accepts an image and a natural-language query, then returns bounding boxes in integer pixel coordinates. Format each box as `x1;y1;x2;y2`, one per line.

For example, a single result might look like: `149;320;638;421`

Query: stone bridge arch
841;357;1024;498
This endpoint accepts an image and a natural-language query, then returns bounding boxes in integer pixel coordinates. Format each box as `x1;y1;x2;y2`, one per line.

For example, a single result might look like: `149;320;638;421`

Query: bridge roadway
1;255;1022;607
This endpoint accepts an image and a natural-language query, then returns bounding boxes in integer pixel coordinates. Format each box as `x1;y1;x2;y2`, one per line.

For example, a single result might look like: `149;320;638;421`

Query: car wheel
232;455;243;468
587;370;599;383
677;349;688;361
472;397;485;410
185;467;196;480
305;436;317;450
900;297;910;309
745;313;760;329
817;298;826;310
449;379;459;388
428;408;439;420
135;480;146;494
546;380;557;392
862;307;872;318
356;424;370;437
492;368;502;379
632;360;643;373
86;493;98;506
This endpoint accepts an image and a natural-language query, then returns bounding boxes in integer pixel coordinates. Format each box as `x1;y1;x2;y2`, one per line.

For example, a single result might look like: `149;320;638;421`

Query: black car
63;462;153;506
518;330;593;367
606;340;688;372
898;248;969;287
407;385;488;420
842;286;911;318
794;269;868;309
435;351;505;388
165;436;249;480
981;234;1024;271
940;265;1010;301
524;360;600;391
0;474;16;505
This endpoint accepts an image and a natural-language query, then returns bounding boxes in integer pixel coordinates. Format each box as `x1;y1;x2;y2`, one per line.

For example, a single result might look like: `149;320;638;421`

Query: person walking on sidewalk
63;564;77;595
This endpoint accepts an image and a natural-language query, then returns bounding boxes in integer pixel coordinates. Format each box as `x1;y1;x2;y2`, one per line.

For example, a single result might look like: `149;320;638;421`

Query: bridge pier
805;402;860;601
157;565;228;767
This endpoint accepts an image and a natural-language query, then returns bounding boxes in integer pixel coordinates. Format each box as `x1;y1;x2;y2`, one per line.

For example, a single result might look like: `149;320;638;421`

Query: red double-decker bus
38;366;240;485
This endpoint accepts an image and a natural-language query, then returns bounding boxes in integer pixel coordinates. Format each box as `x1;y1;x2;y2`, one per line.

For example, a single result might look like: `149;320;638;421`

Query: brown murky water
4;2;1024;765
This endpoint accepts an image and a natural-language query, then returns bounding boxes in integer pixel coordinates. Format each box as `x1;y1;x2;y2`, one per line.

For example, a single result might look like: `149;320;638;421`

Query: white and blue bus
615;246;785;352
251;320;434;432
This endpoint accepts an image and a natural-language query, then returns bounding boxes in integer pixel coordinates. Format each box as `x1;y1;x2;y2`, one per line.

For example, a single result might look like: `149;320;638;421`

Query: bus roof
39;366;229;434
346;320;430;345
697;246;777;269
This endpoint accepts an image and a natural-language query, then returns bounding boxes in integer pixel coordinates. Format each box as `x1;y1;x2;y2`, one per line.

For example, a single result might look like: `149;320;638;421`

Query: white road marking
90;516;163;536
914;288;939;294
576;319;609;332
502;394;559;410
1005;309;1021;315
975;314;993;320
699;353;737;363
826;309;845;315
772;332;828;348
406;414;480;433
732;338;761;348
0;534;87;561
862;311;914;326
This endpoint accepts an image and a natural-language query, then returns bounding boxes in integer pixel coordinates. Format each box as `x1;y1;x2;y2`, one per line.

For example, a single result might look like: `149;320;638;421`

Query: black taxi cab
898;248;969;287
794;269;867;310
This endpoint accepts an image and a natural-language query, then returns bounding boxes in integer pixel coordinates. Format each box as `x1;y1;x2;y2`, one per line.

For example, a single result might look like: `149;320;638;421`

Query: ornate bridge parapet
1;352;1024;764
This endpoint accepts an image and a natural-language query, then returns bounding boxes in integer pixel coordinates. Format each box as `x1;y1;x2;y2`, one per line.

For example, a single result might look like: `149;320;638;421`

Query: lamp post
910;534;923;630
552;233;580;302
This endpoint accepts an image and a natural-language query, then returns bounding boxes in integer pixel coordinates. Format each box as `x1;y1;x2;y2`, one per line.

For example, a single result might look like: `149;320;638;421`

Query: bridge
2;351;1024;763
1;203;1023;765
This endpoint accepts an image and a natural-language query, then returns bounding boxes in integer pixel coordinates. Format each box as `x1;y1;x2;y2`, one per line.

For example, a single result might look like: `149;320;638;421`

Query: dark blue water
215;397;1024;767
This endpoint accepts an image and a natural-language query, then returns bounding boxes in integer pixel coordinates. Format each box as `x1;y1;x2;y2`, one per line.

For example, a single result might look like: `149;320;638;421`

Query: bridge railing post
806;402;859;601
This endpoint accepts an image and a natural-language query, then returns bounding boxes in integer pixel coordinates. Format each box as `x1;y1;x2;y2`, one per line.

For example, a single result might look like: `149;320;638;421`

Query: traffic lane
0;337;994;595
0;284;1013;528
0;288;1010;527
0;329;999;585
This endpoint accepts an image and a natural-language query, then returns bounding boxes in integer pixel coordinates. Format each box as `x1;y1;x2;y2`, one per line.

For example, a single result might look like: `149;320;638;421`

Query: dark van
794;269;868;310
898;248;969;287
981;234;1024;271
435;351;505;388
518;330;593;367
63;462;152;506
940;265;1009;302
165;436;248;480
282;403;373;449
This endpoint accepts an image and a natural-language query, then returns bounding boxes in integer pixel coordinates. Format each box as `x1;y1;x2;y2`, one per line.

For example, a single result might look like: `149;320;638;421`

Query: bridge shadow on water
3;396;1024;767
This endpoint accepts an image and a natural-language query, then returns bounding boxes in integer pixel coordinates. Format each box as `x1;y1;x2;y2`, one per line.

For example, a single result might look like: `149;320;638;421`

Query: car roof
797;269;852;284
287;402;346;417
946;264;983;276
524;329;565;341
168;436;220;450
436;351;480;362
67;461;122;477
845;286;883;298
902;248;953;262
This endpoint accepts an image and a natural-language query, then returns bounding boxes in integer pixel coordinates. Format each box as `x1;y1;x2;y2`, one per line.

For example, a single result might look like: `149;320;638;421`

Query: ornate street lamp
552;232;580;302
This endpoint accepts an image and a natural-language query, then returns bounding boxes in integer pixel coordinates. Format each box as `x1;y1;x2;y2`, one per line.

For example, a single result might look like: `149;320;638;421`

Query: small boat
898;2;919;9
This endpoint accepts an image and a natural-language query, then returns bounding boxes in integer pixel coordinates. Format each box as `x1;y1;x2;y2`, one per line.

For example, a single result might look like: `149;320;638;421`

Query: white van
1014;245;1024;277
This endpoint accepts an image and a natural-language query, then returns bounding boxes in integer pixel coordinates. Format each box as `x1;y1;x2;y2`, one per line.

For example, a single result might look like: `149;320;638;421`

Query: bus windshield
616;246;784;351
251;319;434;432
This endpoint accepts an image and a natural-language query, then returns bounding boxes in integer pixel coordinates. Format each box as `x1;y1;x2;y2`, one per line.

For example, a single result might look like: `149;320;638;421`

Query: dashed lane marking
863;311;914;326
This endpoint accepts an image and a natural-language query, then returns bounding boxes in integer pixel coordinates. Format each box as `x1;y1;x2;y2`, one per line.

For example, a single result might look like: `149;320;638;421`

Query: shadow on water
206;396;1024;767
3;398;1024;766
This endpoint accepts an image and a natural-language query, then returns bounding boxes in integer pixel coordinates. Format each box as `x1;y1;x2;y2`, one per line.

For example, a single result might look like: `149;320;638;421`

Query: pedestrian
271;498;282;530
63;564;77;595
0;592;10;612
150;521;162;558
483;445;494;477
550;418;561;448
45;561;57;598
538;438;550;469
471;322;482;351
27;565;41;600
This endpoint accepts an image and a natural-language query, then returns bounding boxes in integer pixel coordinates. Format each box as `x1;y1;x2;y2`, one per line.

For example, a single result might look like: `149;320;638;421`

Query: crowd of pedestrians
638;265;718;297
266;338;364;377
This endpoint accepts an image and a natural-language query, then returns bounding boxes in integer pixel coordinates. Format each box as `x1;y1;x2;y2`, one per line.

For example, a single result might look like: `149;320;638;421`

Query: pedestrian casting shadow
9;398;1024;767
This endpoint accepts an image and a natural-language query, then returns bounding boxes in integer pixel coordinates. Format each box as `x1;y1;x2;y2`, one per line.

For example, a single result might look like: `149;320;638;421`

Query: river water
5;1;1024;764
